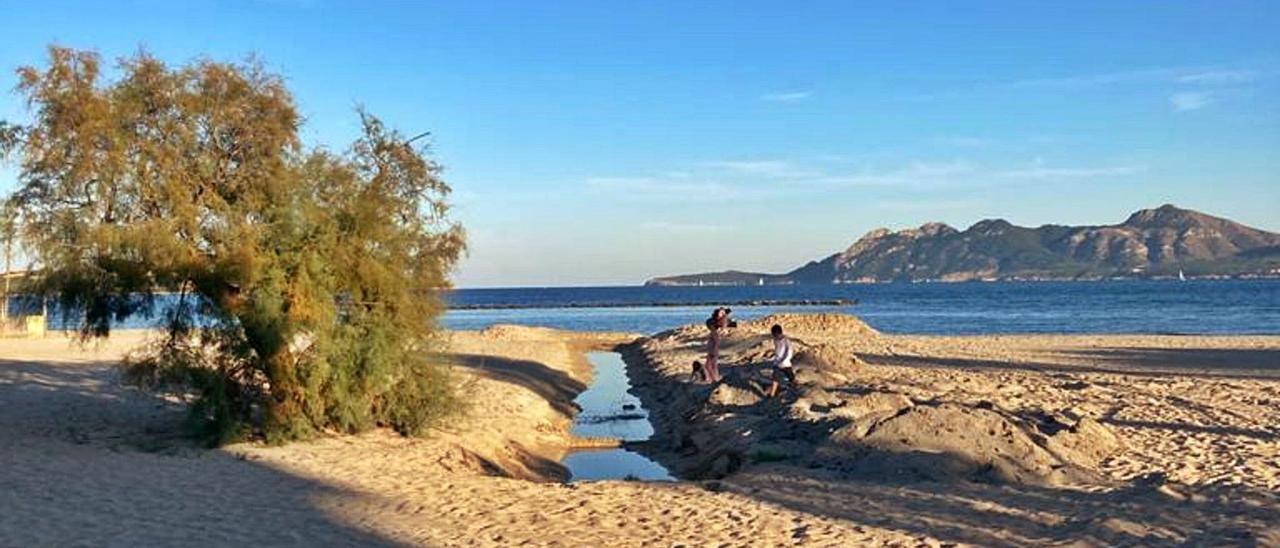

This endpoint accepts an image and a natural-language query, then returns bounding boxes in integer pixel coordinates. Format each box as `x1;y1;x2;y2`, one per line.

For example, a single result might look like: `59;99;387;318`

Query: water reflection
564;352;673;482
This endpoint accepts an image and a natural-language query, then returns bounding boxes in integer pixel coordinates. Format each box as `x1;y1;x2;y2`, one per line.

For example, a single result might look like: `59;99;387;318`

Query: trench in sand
562;351;674;482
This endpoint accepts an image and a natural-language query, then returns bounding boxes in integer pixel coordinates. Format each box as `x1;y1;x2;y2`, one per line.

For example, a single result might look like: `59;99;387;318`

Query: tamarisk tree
0;47;465;443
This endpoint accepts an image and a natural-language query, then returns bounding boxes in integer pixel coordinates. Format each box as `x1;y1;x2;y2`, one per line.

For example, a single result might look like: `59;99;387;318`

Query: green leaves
5;46;464;443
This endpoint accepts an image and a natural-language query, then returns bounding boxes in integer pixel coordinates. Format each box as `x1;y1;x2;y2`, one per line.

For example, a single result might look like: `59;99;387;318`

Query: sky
1;1;1278;287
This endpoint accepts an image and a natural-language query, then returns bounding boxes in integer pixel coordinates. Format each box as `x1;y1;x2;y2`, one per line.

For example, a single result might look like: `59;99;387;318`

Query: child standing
766;324;795;398
703;309;726;382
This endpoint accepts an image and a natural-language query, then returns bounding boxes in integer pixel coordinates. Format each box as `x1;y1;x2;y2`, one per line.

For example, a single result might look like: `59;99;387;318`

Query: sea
13;279;1279;336
442;279;1280;336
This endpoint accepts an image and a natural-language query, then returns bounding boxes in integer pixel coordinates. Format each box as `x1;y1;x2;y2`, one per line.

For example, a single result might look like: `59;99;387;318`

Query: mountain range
645;205;1280;285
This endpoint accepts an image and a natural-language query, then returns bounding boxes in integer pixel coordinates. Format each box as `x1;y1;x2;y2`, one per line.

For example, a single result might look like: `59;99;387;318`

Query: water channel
561;352;674;482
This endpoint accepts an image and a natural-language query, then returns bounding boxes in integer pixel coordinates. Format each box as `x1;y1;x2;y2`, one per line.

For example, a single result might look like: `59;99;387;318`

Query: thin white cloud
1009;67;1178;89
1170;91;1213;112
814;154;861;163
939;136;993;148
1176;70;1256;85
760;91;812;103
586;176;733;195
815;160;1143;187
703;160;821;178
1009;64;1262;90
254;0;321;6
996;164;1146;179
640;221;734;234
875;199;982;212
816;161;977;187
590;157;1146;198
891;62;1265;105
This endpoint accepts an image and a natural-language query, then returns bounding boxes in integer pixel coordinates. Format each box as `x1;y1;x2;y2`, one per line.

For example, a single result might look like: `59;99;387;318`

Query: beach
2;317;1279;546
4;3;1279;546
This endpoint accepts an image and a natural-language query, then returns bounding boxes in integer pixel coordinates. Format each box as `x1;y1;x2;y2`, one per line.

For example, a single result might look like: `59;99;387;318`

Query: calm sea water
15;279;1278;336
443;280;1280;336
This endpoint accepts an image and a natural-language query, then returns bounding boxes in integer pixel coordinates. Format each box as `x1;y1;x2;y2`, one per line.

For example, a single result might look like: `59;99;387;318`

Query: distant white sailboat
1178;269;1186;281
758;277;764;286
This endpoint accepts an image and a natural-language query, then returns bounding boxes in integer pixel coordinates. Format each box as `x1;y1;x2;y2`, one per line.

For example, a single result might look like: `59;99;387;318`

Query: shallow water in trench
563;352;673;482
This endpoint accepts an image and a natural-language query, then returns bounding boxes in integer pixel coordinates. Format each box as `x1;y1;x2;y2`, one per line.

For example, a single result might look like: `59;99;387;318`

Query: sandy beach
3;317;1279;546
4;3;1278;546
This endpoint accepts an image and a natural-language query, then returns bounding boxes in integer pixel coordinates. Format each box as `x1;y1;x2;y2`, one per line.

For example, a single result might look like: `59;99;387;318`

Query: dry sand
629;314;1280;546
2;317;1278;547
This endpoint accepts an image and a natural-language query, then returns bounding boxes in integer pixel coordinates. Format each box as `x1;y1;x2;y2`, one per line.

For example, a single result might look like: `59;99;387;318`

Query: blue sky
1;1;1278;287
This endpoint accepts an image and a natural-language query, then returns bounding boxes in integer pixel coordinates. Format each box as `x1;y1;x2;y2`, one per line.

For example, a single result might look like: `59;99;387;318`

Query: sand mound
476;324;567;341
741;313;880;337
706;380;765;408
634;312;1137;489
648;313;878;357
719;333;774;355
655;313;878;345
1039;415;1121;469
794;343;864;377
819;402;1117;486
691;329;863;381
826;391;914;432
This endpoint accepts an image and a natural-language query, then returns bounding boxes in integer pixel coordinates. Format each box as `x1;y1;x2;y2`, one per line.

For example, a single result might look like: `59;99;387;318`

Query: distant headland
646;205;1280;286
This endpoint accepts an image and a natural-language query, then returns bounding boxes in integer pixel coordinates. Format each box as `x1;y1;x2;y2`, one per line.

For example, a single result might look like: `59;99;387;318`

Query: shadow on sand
618;343;1280;546
0;357;405;547
719;390;1280;546
862;345;1280;380
734;461;1280;547
450;353;588;417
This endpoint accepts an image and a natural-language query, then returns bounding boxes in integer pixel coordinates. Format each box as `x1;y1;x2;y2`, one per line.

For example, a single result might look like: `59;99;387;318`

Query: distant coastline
644;272;1280;287
646;205;1280;287
449;298;858;310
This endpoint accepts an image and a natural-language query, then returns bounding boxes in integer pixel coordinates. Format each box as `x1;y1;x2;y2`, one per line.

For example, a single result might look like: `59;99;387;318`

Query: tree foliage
0;47;465;443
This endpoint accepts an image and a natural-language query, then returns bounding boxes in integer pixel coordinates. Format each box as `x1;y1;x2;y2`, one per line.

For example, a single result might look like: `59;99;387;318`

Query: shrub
1;47;465;444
